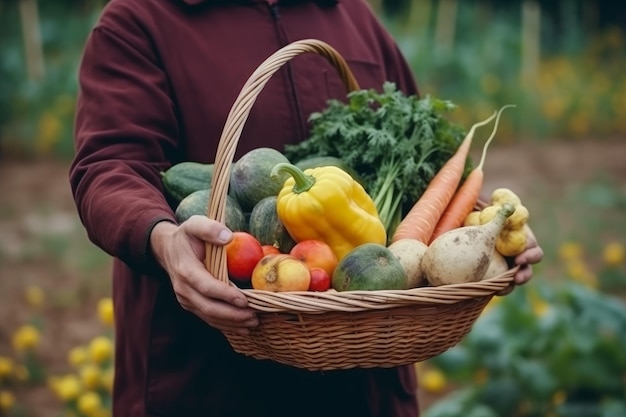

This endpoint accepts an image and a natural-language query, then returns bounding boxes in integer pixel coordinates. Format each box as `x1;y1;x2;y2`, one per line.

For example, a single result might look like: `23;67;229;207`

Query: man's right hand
149;216;259;335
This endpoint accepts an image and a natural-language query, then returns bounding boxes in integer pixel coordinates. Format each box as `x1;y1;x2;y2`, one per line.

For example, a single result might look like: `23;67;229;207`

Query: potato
387;239;428;288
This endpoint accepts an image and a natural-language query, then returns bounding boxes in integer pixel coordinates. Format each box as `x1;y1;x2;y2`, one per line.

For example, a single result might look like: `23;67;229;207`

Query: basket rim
237;267;518;313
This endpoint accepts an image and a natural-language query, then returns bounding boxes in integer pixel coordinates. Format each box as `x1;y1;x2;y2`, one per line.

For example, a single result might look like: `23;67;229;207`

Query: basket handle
204;39;360;284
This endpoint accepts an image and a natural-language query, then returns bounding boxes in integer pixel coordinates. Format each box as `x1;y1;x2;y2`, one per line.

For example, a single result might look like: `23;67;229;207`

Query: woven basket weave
204;39;515;371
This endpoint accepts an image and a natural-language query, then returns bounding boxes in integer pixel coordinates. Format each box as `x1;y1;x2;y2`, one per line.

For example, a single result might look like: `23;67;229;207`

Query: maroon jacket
70;0;420;416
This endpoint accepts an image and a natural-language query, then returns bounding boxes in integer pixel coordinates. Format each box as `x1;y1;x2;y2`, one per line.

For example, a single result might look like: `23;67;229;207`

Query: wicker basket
205;39;516;371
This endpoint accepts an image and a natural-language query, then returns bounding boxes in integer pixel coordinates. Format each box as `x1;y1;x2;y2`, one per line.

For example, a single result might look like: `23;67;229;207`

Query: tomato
308;267;331;292
289;240;338;277
261;245;281;256
225;232;265;283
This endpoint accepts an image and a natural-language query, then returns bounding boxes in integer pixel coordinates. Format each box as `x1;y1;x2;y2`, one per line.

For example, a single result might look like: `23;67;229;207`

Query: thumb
183;215;233;245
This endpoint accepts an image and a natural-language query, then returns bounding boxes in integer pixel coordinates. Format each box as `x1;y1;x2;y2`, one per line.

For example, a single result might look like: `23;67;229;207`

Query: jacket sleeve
70;23;179;272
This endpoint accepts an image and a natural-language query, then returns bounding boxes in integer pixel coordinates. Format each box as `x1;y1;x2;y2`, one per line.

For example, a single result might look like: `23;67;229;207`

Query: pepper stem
270;163;316;194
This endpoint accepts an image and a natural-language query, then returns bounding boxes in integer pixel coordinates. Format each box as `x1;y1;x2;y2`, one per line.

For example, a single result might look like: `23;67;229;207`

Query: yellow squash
270;162;386;260
469;188;529;257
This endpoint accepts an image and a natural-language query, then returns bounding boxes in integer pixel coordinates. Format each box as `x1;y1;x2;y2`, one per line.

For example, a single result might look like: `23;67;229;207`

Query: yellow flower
558;242;583;261
421;368;447;393
566;260;598;288
567;112;591;137
97;298;114;327
542;96;567;121
567;260;589;280
532;299;551;317
603;242;624;266
0;356;14;380
80;364;102;390
101;367;114;393
77;391;102;417
14;365;29;382
49;374;82;402
0;390;15;412
552;389;567;405
24;285;45;308
89;336;114;364
473;369;489;384
12;324;41;352
68;346;89;368
35;112;63;154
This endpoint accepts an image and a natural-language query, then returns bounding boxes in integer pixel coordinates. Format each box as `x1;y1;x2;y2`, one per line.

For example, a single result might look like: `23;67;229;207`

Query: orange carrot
390;111;498;244
428;104;515;244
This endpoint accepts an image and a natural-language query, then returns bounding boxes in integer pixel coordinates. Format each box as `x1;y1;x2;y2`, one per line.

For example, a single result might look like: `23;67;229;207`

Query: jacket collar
179;0;338;6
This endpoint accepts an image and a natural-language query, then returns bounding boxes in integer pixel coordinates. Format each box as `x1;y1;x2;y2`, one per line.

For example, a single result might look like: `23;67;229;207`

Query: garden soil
0;138;625;416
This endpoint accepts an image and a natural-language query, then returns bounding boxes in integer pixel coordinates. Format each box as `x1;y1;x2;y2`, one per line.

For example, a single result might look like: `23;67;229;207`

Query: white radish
483;250;510;280
387;238;429;288
422;203;515;286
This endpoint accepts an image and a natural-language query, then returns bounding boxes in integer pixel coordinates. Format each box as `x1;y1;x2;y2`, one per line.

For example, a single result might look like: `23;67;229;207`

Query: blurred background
0;0;624;416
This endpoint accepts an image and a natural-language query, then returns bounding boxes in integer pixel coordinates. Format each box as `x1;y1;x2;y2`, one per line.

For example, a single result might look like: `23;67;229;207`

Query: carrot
390;111;498;244
428;104;515;244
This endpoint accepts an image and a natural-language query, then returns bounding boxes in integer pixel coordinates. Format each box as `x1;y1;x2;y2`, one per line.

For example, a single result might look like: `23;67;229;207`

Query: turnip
387;238;428;288
422;203;515;286
483;250;510;280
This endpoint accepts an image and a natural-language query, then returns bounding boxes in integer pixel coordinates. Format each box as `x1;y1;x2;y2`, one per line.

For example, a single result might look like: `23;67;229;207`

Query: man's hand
149;216;259;335
498;226;544;296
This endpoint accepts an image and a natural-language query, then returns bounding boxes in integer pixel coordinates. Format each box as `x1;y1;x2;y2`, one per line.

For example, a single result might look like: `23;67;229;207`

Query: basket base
223;296;491;371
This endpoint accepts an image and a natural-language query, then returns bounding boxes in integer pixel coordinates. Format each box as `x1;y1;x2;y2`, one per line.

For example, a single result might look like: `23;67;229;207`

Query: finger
183;215;233;245
513;263;533;285
209;324;256;336
496;282;515;296
514;245;544;268
181;283;256;324
207;315;260;330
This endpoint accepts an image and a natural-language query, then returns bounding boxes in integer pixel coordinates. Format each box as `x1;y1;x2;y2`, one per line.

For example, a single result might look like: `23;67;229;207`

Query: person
69;0;544;416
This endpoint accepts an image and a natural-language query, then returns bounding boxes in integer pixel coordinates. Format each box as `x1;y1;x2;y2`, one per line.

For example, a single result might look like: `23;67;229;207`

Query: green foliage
425;280;626;417
385;2;626;141
0;2;100;159
1;1;625;158
284;82;467;235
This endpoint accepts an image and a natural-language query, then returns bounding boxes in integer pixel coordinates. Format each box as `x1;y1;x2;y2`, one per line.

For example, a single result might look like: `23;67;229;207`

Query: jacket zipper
267;0;307;143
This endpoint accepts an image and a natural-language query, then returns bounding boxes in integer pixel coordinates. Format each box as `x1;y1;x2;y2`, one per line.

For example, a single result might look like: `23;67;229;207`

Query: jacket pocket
324;58;385;98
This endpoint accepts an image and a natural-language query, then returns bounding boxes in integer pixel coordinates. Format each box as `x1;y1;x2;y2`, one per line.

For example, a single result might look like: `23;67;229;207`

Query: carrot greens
284;82;469;237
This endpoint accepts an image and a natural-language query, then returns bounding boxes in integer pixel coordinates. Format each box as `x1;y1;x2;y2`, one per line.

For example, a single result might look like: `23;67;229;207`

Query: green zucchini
161;162;214;205
229;147;291;212
175;189;247;232
248;196;296;253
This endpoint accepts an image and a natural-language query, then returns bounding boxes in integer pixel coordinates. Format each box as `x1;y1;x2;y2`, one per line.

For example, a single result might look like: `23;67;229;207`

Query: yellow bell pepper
270;162;386;260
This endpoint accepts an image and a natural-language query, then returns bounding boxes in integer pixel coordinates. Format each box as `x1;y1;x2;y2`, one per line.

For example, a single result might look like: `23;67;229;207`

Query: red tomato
226;232;264;283
289;240;338;277
261;245;281;256
308;267;331;292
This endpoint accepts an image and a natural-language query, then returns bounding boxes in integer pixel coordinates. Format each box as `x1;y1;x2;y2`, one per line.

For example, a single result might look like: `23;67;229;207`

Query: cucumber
161;162;214;205
175;189;247;232
248;196;297;253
